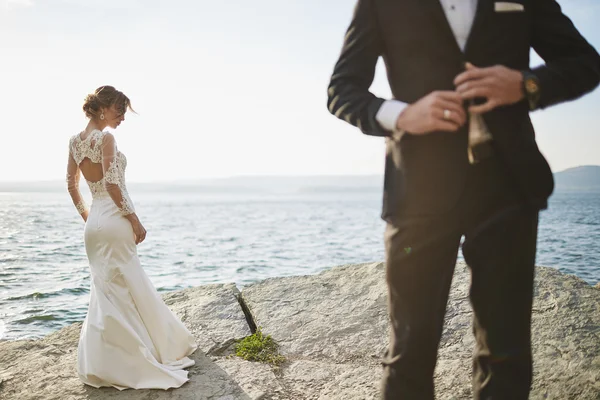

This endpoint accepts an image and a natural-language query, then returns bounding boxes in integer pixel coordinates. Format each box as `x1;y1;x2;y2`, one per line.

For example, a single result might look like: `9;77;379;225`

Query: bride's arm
101;132;136;218
101;133;146;244
66;149;89;222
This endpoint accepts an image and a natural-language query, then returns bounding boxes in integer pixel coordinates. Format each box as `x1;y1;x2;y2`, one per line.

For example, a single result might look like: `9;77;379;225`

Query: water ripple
15;314;59;324
4;287;89;302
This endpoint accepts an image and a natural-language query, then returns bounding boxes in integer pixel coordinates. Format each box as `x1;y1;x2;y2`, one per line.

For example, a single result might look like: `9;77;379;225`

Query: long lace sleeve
66;146;88;216
101;133;135;216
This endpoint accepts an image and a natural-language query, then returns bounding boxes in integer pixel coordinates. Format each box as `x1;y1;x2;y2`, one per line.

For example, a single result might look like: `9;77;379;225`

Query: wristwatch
521;70;541;110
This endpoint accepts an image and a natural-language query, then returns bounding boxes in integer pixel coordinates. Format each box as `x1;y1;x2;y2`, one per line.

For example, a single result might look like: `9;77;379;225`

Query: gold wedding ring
443;109;451;120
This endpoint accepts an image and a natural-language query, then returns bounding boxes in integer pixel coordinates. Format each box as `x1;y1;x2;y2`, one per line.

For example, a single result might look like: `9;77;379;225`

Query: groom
327;0;600;399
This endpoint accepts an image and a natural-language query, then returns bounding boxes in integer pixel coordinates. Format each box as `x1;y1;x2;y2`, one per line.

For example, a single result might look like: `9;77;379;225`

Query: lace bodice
69;130;104;164
67;130;135;216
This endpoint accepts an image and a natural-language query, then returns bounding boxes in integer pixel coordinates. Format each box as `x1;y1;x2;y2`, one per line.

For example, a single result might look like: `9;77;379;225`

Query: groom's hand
395;91;467;135
454;62;524;113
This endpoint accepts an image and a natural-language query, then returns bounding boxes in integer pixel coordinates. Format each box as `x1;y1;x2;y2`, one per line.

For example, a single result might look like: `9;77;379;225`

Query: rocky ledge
1;262;599;399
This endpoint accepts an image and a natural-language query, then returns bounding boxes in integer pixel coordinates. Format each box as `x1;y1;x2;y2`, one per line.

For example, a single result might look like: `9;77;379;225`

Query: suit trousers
381;152;539;400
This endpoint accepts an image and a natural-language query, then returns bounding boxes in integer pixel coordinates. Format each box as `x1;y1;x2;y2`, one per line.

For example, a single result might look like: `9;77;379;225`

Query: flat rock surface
241;262;389;363
241;262;600;399
1;263;599;399
162;283;251;355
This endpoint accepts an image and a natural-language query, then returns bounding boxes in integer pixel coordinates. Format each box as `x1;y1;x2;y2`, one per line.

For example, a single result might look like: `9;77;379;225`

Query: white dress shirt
375;0;479;134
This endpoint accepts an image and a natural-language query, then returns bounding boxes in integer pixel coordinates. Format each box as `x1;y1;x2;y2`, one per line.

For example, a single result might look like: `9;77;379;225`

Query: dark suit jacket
327;0;600;221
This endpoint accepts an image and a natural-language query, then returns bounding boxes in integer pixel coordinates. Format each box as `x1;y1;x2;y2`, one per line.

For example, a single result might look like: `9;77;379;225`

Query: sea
1;187;599;340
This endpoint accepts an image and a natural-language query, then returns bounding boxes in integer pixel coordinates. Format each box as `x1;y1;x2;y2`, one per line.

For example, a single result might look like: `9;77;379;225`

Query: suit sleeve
530;0;600;109
327;0;390;136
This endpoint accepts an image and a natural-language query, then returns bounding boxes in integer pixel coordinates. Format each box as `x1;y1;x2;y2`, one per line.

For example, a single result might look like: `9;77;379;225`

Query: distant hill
0;176;383;194
2;168;598;194
553;165;600;192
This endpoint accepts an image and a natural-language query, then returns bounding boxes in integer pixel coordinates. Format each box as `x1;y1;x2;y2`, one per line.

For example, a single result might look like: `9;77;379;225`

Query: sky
1;0;599;182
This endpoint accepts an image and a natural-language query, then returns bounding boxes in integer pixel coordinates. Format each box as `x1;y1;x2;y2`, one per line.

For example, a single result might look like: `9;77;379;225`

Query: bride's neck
85;119;108;134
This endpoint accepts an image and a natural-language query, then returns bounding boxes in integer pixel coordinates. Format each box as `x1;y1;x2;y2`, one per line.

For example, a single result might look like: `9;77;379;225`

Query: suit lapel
464;0;493;56
424;0;463;56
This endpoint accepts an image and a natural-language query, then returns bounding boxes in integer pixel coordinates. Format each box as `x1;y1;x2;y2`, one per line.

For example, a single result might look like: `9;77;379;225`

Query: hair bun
84;93;97;103
82;85;133;120
82;93;100;118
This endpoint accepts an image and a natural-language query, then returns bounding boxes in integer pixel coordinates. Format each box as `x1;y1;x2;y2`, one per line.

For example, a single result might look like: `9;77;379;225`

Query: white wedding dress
66;129;197;390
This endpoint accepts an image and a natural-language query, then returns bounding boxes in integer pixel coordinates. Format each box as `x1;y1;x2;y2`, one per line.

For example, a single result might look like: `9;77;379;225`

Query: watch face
525;78;539;94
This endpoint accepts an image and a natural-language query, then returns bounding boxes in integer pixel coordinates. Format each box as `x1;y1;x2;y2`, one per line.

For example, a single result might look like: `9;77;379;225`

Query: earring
100;113;105;120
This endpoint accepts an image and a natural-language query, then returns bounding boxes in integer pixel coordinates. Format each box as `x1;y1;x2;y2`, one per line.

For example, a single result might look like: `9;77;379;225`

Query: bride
66;85;197;390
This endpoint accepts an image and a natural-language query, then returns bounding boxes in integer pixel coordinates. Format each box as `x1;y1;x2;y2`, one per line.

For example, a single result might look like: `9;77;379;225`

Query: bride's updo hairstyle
83;86;135;119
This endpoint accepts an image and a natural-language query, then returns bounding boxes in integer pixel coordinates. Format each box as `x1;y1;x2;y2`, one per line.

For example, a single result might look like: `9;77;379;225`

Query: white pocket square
495;2;525;12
